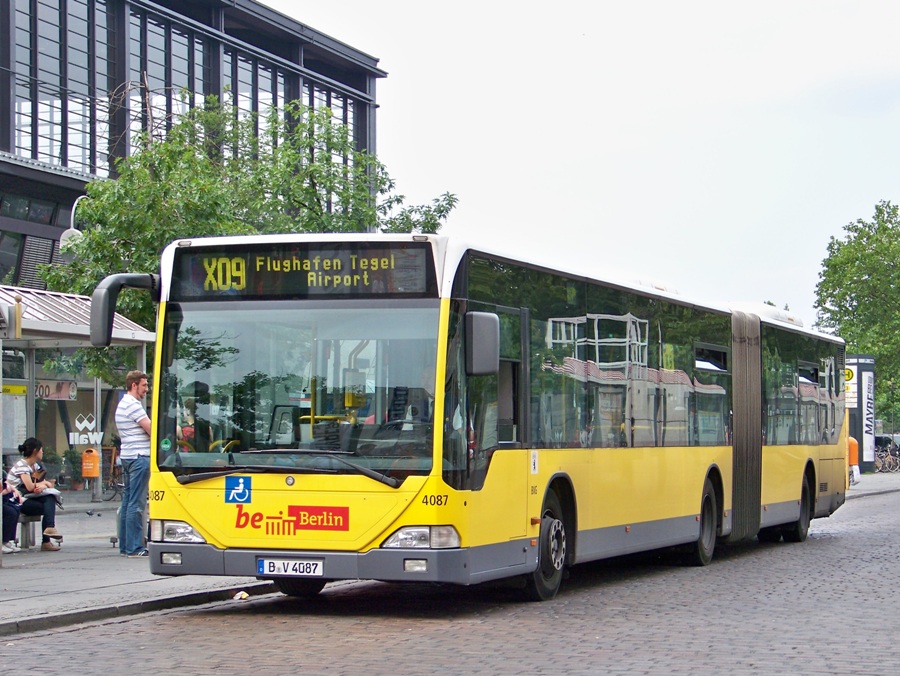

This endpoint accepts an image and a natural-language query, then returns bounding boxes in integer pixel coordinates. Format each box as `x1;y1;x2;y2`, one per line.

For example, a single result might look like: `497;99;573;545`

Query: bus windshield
156;299;440;484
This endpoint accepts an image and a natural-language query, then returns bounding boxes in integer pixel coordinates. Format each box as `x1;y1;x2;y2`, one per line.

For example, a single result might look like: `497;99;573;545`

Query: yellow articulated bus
91;234;847;601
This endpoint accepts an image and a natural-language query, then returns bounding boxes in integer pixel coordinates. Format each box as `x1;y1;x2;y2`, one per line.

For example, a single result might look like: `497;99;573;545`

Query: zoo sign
36;380;77;400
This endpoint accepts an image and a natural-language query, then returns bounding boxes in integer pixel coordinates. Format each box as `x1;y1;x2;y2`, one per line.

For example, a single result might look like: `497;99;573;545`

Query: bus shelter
0;284;154;500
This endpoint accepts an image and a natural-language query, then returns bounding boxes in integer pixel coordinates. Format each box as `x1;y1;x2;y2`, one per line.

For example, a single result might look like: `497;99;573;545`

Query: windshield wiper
177;467;266;485
240;448;402;488
176;465;332;485
328;454;402;488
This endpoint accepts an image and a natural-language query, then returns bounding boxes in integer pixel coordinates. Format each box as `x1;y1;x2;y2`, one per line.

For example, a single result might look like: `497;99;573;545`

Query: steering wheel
209;439;239;453
177;439;195;452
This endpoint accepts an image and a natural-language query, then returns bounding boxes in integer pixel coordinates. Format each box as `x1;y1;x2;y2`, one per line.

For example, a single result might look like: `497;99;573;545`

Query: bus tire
689;478;717;566
274;578;326;598
782;475;811;543
523;491;567;602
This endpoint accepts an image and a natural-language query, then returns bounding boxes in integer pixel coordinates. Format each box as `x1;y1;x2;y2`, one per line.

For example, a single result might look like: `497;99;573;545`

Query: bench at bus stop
18;513;42;548
0;512;42;549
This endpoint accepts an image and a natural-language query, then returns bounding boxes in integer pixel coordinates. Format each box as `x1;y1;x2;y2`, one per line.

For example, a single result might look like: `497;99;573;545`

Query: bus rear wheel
689;478;717;566
523;491;567;601
782;475;811;543
274;578;326;598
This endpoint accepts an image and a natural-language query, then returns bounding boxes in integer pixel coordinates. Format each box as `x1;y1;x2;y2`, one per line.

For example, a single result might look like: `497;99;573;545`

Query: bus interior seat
270;405;300;445
404;388;432;422
387;386;409;421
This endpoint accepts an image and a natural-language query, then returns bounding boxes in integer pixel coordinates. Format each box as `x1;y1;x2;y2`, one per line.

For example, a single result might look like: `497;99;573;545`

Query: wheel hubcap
544;517;566;574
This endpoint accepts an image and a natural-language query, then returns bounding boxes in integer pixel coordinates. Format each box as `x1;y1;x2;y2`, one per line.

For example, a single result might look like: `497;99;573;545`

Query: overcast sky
265;1;900;327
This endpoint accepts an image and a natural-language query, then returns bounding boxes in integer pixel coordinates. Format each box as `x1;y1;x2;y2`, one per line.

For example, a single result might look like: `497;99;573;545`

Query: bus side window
498;360;519;442
469;373;499;456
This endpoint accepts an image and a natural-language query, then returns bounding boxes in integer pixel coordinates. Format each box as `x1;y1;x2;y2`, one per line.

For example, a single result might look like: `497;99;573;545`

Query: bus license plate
258;558;323;577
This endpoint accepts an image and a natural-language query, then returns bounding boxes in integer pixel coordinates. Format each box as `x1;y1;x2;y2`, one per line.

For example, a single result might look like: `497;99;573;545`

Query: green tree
816;200;900;419
41;98;456;383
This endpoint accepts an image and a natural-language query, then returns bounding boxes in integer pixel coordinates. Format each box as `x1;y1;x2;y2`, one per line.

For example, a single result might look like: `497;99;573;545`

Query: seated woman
5;438;62;551
2;480;23;553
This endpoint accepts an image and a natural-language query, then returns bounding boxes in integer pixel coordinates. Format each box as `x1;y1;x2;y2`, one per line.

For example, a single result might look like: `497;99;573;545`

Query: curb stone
0;581;276;636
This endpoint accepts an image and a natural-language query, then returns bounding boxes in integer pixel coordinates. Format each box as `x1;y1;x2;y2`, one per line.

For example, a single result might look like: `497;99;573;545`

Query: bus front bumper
148;541;535;586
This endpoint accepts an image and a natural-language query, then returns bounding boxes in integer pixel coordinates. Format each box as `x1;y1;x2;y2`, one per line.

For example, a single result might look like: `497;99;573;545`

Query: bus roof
160;233;842;345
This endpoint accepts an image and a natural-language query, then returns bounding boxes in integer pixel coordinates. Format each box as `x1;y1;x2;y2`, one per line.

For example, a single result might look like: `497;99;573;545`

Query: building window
11;0;113;176
0;232;24;284
0;193;57;226
7;1;374;179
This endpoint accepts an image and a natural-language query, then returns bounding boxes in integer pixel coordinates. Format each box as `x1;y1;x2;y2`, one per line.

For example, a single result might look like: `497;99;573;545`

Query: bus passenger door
466;361;527;540
495;307;528;539
446;305;526;537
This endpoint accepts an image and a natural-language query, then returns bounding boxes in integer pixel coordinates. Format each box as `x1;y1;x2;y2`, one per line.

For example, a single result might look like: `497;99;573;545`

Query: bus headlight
382;526;460;549
150;519;206;544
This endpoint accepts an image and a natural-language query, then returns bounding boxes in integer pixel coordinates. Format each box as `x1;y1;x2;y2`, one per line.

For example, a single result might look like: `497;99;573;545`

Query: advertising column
846;354;876;473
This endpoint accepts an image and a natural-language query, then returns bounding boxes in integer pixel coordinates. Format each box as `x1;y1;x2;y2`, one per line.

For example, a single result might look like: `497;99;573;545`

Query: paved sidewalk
0;471;897;636
0;489;274;636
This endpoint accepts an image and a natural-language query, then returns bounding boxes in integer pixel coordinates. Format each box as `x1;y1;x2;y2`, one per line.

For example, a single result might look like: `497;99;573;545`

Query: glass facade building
0;0;382;488
0;0;383;287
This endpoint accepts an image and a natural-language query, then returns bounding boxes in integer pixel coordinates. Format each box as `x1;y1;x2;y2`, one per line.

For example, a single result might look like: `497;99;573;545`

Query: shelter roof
0;284;154;348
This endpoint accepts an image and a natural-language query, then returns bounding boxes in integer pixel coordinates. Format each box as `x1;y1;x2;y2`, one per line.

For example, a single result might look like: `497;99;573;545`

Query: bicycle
101;446;124;501
874;447;900;473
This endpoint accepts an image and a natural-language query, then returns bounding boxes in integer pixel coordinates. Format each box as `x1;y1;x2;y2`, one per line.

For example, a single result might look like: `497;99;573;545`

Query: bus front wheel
274;578;326;598
523;491;567;602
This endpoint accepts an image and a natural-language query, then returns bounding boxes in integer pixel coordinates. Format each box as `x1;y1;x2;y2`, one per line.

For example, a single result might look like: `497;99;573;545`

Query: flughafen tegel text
203;253;398;291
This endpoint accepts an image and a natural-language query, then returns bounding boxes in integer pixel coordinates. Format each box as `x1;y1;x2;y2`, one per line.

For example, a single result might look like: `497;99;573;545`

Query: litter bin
848;436;860;485
81;448;100;479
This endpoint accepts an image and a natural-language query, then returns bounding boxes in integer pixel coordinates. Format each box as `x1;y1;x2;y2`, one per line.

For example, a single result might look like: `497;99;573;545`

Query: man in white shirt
115;370;151;557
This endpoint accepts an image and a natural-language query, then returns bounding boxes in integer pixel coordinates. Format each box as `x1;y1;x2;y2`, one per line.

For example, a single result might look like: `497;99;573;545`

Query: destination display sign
171;242;436;300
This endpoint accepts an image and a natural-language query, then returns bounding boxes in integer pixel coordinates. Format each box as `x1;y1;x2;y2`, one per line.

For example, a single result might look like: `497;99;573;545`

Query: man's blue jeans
119;455;150;555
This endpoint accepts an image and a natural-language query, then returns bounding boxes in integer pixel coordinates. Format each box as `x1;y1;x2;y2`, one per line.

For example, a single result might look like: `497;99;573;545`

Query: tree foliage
816;200;900;419
40;98;456;383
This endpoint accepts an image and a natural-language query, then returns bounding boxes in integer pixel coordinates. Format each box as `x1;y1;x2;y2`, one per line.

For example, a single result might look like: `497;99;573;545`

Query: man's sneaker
4;540;21;553
43;527;63;541
41;541;61;551
127;549;149;558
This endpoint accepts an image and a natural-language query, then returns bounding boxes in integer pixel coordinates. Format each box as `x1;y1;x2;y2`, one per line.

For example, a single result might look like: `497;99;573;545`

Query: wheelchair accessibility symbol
225;475;252;503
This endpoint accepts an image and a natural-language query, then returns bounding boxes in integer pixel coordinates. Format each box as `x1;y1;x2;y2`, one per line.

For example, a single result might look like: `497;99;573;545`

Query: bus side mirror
466;312;500;376
90;273;160;347
91;280;118;347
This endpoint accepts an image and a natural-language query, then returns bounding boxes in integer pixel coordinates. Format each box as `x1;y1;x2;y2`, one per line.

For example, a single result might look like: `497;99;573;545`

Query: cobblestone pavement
5;486;898;675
